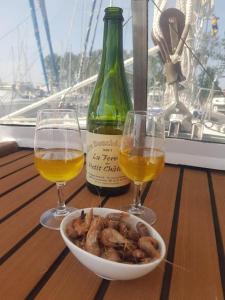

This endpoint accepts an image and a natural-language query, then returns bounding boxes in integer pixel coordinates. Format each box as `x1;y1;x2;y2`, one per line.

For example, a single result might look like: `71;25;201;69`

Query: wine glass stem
133;183;143;208
56;182;66;212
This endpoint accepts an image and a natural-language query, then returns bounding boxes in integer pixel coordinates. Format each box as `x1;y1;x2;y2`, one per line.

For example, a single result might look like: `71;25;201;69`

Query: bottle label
86;132;129;187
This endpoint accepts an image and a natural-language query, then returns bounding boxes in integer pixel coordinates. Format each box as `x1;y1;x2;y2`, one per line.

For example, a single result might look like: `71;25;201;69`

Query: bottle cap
104;7;124;21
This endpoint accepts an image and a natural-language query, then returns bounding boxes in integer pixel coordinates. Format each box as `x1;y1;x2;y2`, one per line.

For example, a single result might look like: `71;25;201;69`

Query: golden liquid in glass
34;149;84;183
118;148;165;184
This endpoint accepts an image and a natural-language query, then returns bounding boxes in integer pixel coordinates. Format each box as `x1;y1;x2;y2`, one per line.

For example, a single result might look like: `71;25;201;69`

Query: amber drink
35;149;84;182
118;110;165;224
119;148;165;184
34;109;84;230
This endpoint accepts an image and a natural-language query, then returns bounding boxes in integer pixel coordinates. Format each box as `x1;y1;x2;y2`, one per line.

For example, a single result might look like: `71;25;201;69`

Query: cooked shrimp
101;247;121;262
100;228;135;251
132;249;147;260
119;222;139;241
74;237;85;249
138;236;160;259
84;209;93;229
140;257;152;264
119;222;129;237
67;211;161;265
127;228;140;241
106;219;120;229
106;212;129;222
66;221;78;239
85;216;104;256
66;209;94;239
136;222;150;237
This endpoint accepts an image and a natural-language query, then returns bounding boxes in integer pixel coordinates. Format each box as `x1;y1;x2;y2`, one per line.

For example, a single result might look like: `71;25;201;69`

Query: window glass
0;0;224;144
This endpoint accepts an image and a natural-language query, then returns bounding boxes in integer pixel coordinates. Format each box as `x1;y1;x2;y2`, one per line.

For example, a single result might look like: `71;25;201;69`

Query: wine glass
34;109;84;230
118;110;165;224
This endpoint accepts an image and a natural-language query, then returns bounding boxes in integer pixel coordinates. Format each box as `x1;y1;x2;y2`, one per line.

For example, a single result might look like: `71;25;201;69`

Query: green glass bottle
86;7;133;196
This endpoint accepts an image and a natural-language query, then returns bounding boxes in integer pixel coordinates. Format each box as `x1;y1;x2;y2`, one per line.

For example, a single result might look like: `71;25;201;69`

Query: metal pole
28;0;50;93
38;0;60;90
131;0;148;110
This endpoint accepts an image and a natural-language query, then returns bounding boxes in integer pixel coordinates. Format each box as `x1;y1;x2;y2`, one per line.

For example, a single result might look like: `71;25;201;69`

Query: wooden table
0;149;225;300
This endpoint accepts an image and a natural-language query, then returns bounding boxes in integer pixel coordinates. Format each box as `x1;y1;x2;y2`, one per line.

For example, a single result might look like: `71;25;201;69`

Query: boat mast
28;0;50;93
38;0;60;90
77;0;97;82
88;0;103;60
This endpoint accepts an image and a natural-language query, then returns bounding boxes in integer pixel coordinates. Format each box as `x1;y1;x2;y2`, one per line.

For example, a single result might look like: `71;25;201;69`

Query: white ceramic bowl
60;207;166;281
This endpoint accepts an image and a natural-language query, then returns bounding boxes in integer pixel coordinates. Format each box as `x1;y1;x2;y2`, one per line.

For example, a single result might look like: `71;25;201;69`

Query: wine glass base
120;205;157;225
40;206;76;230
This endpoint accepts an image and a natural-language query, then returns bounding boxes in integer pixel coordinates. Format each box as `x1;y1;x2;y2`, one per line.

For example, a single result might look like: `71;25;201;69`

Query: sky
0;0;224;85
0;0;133;85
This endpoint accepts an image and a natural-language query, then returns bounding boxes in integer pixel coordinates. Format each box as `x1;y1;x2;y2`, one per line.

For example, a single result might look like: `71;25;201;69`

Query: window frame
0;124;224;170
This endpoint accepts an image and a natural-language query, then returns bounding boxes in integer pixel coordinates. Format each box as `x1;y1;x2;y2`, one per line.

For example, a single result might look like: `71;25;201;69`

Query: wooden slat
169;169;223;299
0;170;85;257
34;187;103;300
35;179;137;300
0;153;34;178
210;170;225;295
0;186;101;299
1;161;224;300
0;164;38;196
36;254;101;300
0;141;18;157
103;166;180;300
0;229;65;299
211;171;225;253
0;149;32;166
0;175;53;220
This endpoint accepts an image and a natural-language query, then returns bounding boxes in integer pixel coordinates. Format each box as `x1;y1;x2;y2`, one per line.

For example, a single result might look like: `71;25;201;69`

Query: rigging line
0;15;30;42
65;0;79;52
77;0;98;82
61;0;79;76
88;0;103;58
0;4;42;43
84;13;132;75
124;15;132;27
2;36;49;83
60;17;136;108
85;0;103;75
17;37;51;80
150;0;221;91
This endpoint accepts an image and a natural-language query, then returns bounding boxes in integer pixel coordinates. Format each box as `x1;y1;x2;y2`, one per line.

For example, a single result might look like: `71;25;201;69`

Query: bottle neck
100;19;124;72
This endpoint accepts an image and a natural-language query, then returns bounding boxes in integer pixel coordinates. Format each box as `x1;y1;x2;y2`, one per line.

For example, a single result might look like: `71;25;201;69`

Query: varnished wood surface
0;150;224;300
0;141;18;157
